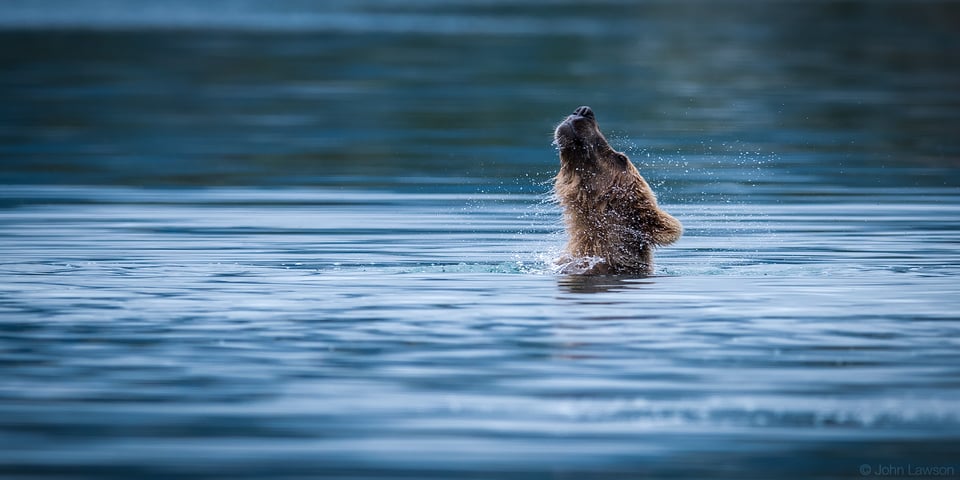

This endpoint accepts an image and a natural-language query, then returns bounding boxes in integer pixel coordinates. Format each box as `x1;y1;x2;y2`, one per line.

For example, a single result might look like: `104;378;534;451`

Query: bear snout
574;106;594;119
554;120;577;145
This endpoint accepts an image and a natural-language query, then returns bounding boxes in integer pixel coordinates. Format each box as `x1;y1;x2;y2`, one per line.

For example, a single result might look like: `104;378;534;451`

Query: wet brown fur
553;106;682;275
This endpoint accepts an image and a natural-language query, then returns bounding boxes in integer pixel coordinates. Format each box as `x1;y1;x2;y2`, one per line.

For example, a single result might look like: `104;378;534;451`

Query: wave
0;0;628;34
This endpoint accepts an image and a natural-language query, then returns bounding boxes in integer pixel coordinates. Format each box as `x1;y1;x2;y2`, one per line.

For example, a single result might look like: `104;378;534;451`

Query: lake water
2;1;960;479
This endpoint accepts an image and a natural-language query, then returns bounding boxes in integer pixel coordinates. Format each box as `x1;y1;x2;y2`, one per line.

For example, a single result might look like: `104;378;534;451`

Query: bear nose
574;106;594;119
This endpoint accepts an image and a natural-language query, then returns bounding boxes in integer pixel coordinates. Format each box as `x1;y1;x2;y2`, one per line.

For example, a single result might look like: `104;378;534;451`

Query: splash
551;255;607;275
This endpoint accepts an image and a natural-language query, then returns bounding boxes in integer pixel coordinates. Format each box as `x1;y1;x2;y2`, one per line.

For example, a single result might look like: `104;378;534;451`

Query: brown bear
553;106;682;275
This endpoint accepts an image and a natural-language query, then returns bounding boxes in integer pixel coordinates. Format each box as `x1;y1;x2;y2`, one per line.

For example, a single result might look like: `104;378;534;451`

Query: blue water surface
1;1;959;479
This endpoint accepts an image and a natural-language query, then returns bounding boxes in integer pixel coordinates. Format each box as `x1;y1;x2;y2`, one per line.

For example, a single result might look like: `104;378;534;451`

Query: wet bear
553;106;682;275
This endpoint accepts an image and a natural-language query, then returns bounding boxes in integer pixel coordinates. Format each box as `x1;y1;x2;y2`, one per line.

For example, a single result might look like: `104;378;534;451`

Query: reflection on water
556;275;655;295
2;1;960;479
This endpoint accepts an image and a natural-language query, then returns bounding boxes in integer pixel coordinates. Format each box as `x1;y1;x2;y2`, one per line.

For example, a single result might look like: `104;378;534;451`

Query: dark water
2;1;960;479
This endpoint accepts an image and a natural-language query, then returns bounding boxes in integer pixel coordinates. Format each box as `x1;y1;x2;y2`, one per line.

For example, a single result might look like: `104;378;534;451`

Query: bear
553;106;682;275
